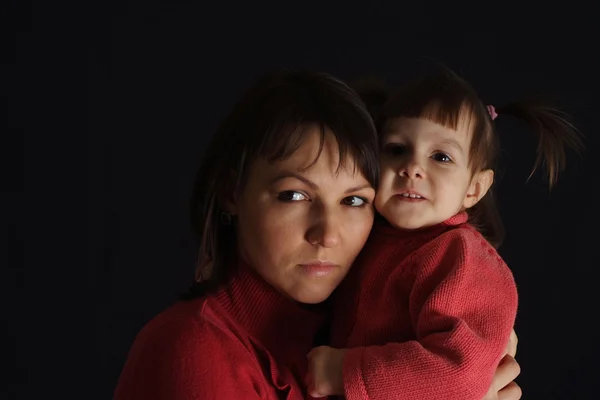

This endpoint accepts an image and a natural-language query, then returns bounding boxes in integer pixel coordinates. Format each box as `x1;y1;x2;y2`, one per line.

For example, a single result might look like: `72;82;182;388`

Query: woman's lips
298;261;338;277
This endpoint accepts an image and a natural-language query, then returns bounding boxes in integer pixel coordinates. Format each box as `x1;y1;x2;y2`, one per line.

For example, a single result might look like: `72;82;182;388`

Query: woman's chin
289;286;335;305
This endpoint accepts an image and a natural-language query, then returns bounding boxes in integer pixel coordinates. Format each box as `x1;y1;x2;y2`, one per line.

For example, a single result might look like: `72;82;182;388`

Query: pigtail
496;100;584;188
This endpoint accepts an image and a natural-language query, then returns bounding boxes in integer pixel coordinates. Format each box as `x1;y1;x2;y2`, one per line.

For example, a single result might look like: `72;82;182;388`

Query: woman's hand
483;329;522;399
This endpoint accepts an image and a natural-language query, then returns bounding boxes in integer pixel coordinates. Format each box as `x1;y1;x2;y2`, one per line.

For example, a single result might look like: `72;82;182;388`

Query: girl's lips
394;190;427;201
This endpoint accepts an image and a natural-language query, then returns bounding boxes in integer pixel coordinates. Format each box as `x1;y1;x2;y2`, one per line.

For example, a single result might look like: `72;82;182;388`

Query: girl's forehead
382;116;475;154
388;99;477;128
384;106;478;137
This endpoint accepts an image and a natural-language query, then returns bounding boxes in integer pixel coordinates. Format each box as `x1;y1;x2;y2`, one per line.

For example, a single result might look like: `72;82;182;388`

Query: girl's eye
432;152;452;163
384;143;406;156
277;191;308;202
341;196;368;207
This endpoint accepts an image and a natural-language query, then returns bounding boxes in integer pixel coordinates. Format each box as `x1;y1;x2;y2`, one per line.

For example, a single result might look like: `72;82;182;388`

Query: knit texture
114;261;326;400
331;212;518;400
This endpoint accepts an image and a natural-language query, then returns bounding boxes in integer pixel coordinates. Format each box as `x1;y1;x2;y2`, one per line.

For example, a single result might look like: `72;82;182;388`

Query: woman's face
228;126;375;304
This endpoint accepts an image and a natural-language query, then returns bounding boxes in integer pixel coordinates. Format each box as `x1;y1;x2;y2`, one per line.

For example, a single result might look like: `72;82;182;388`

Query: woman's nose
306;207;340;248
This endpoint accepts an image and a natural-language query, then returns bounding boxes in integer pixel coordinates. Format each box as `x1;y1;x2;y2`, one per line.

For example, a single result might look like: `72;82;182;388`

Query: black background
7;1;599;398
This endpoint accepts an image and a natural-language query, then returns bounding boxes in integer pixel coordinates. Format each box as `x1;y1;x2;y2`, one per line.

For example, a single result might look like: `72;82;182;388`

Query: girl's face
375;116;493;230
227;126;376;304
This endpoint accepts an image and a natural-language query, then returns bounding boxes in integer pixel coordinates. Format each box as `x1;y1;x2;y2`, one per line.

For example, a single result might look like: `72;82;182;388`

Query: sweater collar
373;211;469;240
215;259;327;362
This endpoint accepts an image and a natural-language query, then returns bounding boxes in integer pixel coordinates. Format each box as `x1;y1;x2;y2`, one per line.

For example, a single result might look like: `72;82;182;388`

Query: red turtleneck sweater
114;262;325;400
330;212;518;400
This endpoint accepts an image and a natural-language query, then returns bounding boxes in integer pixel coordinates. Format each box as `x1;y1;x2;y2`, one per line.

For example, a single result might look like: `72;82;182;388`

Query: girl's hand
306;346;347;398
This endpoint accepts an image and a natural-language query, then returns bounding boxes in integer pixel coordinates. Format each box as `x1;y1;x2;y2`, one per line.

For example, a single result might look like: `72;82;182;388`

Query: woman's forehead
249;139;367;189
244;122;378;191
271;127;360;174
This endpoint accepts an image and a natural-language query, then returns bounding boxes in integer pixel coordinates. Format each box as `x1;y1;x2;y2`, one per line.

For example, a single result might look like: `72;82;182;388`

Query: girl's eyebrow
439;138;464;155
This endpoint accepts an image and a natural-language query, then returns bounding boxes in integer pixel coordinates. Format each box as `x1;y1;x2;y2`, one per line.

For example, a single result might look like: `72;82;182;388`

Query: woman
114;70;521;399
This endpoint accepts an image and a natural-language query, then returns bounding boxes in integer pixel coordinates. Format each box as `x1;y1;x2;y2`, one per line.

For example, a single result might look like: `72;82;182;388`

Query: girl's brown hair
184;69;380;298
353;68;583;248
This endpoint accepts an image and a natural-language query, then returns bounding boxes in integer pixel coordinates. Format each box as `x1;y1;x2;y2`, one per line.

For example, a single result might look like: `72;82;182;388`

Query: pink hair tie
486;105;498;121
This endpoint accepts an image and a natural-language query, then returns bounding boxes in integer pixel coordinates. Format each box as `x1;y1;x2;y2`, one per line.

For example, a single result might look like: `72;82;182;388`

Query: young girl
306;70;583;399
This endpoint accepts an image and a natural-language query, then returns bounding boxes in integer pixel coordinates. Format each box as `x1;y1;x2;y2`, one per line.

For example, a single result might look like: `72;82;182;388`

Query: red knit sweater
114;261;326;400
330;212;518;400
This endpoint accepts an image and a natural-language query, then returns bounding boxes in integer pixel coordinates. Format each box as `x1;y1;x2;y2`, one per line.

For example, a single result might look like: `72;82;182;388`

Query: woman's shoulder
132;296;243;354
114;298;267;399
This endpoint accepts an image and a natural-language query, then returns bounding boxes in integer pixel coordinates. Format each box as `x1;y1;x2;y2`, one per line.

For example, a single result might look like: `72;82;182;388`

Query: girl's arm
307;229;518;400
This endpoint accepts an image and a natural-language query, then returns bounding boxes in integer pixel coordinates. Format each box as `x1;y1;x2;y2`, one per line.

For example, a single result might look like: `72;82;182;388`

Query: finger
308;376;324;399
307;347;319;359
505;330;518;358
307;345;326;359
498;382;522;400
306;372;326;398
492;355;521;391
309;378;330;398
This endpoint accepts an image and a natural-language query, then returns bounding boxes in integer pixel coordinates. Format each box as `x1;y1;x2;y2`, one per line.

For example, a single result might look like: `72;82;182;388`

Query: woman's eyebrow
269;172;317;189
345;184;373;194
270;172;372;194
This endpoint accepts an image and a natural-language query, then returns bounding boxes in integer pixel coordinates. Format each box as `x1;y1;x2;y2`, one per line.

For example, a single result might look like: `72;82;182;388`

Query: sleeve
342;230;518;400
114;311;265;400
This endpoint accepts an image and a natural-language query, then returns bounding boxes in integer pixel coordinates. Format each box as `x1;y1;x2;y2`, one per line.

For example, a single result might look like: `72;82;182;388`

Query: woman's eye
278;191;308;202
341;196;368;207
432;152;452;163
384;143;406;156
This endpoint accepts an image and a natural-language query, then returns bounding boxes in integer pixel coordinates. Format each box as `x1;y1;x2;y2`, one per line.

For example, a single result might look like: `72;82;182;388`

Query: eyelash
277;191;370;208
384;144;454;163
431;152;453;163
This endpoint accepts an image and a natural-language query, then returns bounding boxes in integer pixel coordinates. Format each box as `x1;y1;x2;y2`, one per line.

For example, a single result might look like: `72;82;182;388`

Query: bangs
409;99;479;134
237;72;380;188
260;122;374;180
382;72;484;132
380;71;493;170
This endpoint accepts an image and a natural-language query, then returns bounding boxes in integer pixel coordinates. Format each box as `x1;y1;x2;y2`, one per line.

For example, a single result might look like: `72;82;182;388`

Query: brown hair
183;69;379;298
353;68;583;248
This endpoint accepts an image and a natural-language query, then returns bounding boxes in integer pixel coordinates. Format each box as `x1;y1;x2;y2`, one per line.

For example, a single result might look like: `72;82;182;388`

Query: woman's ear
463;169;494;209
